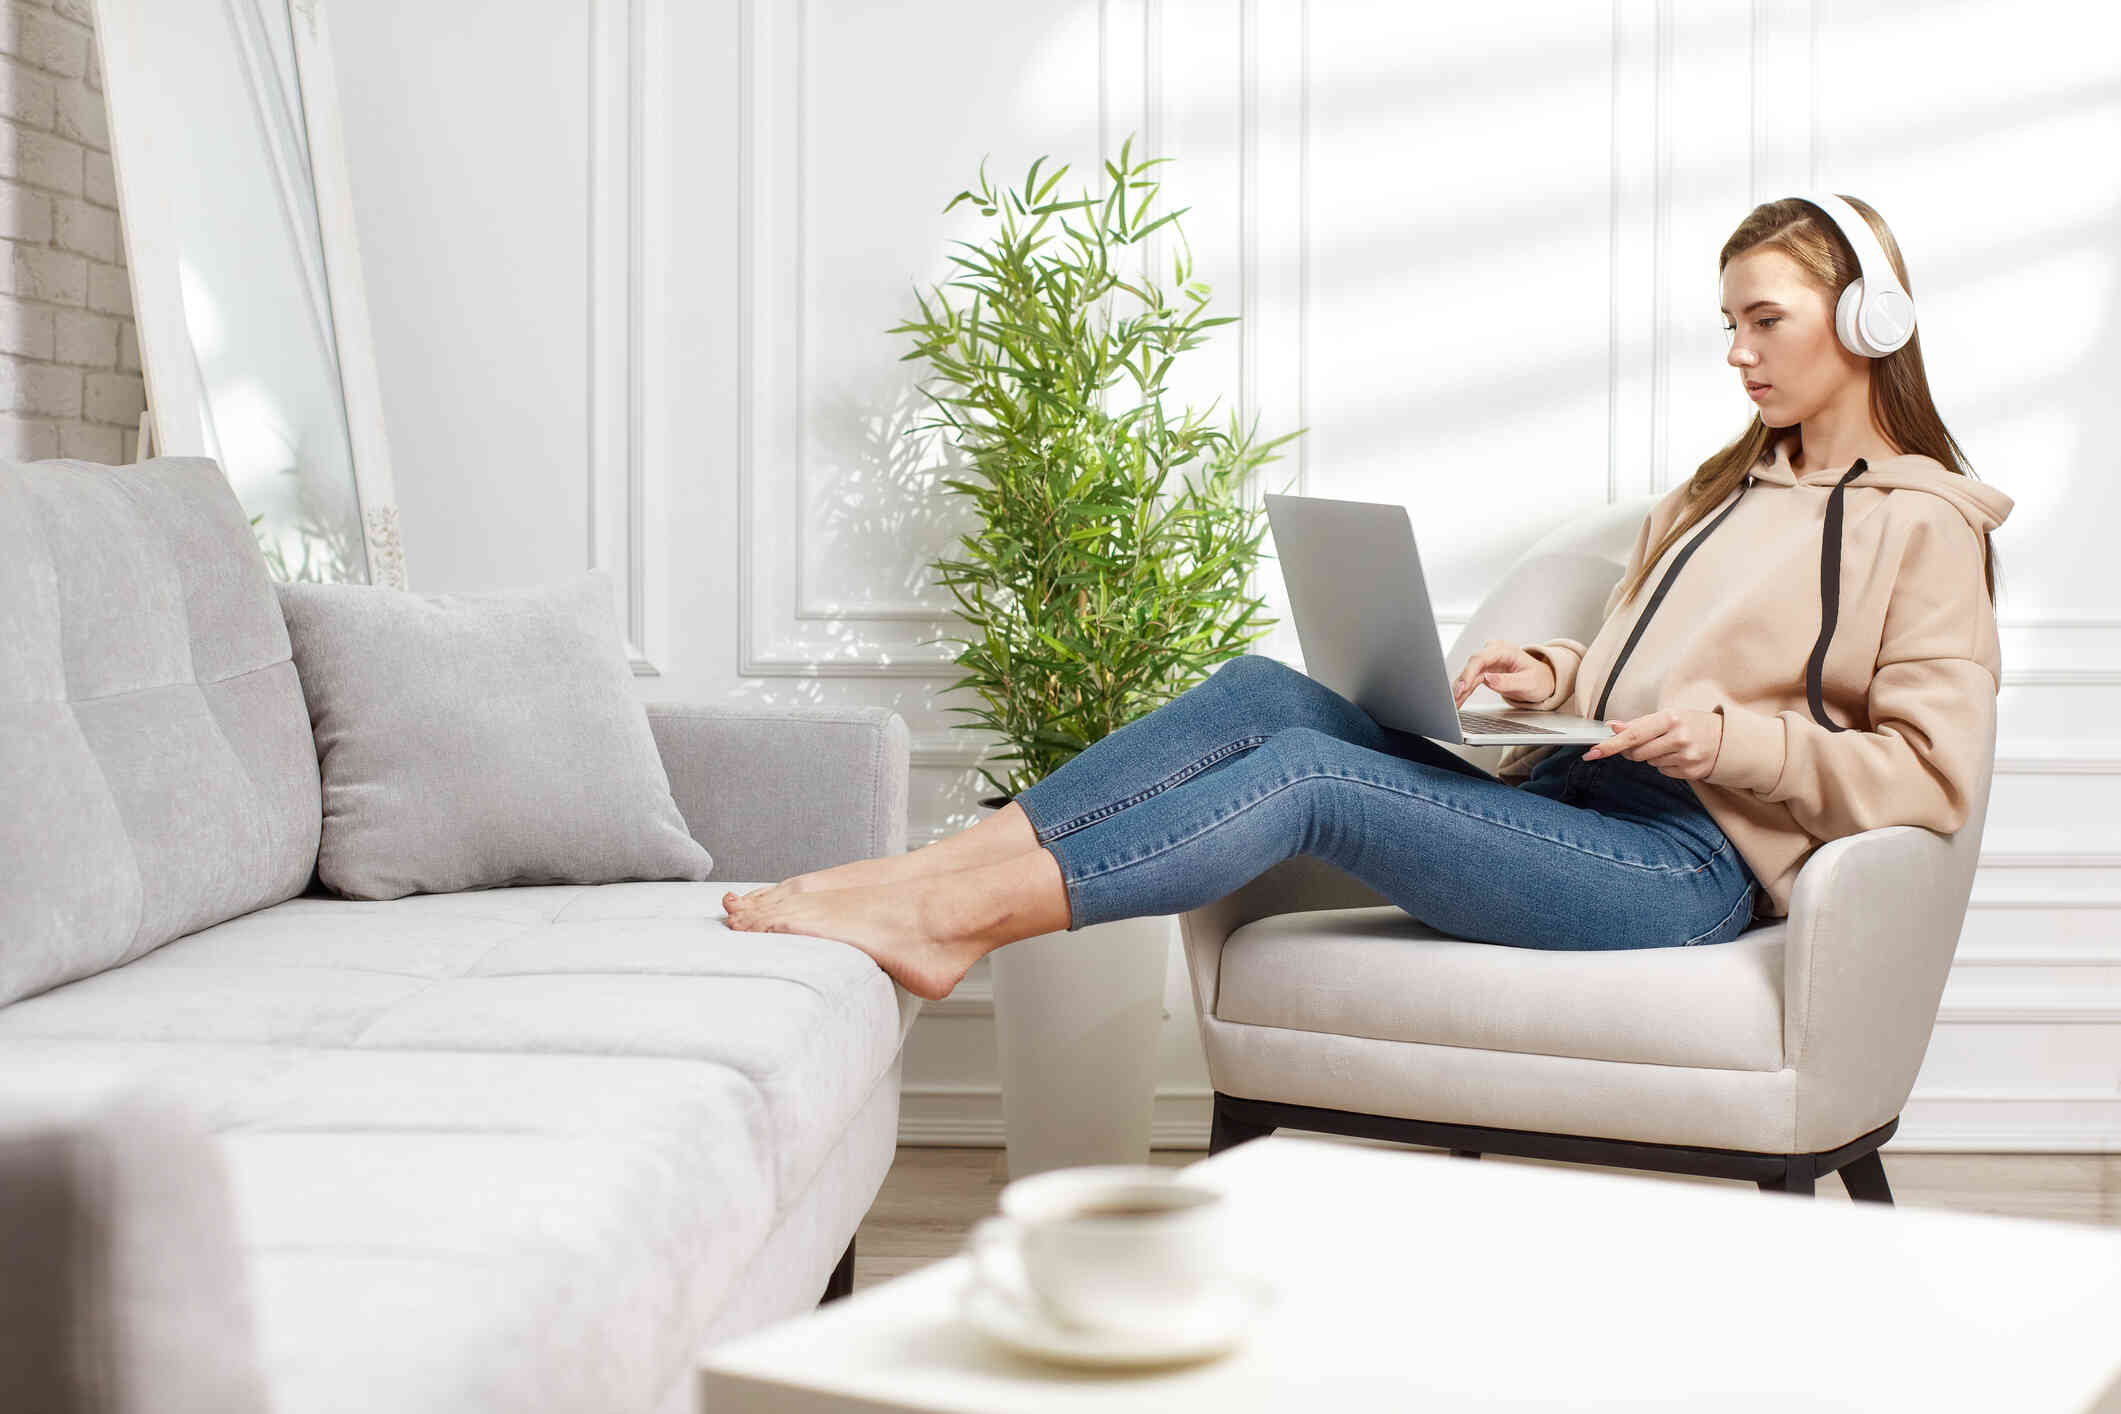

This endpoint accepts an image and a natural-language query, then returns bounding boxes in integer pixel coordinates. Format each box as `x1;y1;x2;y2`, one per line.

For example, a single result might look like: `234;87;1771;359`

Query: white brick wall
0;0;141;464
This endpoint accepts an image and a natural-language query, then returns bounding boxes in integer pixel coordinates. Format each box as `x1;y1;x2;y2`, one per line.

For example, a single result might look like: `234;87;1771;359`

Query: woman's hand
1451;641;1558;708
1584;708;1725;780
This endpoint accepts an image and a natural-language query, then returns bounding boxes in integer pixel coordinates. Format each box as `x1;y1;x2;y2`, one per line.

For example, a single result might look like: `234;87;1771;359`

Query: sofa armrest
0;1093;270;1414
1177;856;1393;1026
646;703;909;883
1781;822;1971;1152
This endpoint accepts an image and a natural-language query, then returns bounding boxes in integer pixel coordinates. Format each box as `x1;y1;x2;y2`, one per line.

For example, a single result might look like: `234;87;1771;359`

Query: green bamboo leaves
893;134;1304;801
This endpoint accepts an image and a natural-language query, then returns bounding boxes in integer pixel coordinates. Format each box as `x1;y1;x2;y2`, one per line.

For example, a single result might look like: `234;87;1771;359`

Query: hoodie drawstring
1592;476;1754;723
1590;458;1866;733
1803;458;1869;732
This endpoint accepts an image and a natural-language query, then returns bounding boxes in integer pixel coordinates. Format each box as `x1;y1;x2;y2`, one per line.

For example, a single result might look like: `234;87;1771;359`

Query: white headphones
1800;191;1916;357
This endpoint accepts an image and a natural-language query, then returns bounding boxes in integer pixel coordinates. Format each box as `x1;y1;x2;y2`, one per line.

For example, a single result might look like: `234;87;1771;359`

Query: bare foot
723;880;812;917
720;875;987;1002
723;870;877;919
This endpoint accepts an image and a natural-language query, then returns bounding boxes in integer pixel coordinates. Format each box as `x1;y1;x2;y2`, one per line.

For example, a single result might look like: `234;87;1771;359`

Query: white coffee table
696;1135;2121;1411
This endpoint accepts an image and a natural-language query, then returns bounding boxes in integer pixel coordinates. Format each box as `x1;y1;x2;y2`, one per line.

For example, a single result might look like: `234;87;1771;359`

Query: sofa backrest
0;457;322;1008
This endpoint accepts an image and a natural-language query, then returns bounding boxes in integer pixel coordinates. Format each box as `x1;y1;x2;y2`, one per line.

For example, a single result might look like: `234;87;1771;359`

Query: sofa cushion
1214;905;1787;1072
0;1036;789;1414
0;1090;272;1414
0;458;322;1009
0;882;915;1200
275;572;714;900
0;882;917;1414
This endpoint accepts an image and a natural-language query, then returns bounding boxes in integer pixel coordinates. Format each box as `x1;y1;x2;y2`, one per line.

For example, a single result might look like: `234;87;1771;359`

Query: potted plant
892;134;1303;1176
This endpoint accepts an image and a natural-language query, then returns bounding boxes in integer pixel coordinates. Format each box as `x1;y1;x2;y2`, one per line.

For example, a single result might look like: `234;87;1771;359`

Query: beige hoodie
1495;436;2013;919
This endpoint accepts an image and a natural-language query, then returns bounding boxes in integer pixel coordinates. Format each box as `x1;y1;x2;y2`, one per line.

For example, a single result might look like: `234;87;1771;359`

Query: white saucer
957;1270;1275;1369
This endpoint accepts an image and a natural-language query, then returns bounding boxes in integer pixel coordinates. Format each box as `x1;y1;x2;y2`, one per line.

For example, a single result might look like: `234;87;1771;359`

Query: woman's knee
1253;728;1370;845
1212;652;1318;711
1212;653;1291;687
1257;724;1341;774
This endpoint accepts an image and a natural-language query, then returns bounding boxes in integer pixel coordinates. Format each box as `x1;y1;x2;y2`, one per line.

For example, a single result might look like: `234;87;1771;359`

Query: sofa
0;456;919;1414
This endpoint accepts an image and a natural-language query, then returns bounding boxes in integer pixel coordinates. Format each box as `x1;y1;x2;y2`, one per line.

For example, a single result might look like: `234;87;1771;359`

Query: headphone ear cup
1835;277;1872;356
1862;286;1916;354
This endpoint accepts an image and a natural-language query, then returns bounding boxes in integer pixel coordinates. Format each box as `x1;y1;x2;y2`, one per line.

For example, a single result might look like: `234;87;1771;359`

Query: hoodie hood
1752;437;2014;536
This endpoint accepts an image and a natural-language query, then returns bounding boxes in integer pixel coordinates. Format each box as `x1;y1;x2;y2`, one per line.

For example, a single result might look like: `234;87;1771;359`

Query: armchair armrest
1781;822;1974;1153
645;703;909;883
1177;856;1392;1026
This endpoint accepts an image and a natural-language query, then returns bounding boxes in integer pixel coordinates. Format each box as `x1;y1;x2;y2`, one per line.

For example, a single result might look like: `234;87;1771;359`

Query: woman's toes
724;892;770;928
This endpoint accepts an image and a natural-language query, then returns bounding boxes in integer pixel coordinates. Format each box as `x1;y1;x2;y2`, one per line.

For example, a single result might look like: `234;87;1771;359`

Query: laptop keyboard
1458;709;1566;736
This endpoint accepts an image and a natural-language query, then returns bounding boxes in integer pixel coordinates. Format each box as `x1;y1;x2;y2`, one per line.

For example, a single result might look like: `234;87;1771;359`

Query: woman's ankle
897;803;1042;876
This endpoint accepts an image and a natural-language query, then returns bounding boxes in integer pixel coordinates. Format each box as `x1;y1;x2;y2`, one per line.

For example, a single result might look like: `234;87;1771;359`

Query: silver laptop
1263;493;1617;747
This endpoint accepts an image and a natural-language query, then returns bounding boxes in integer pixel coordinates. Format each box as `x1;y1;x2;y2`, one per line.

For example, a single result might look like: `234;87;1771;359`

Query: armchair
1178;497;1997;1200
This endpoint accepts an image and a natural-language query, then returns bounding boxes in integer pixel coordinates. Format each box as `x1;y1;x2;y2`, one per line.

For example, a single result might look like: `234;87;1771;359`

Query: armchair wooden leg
1836;1149;1895;1204
1209;1095;1277;1155
820;1234;856;1304
1757;1163;1817;1196
1194;1094;1897;1203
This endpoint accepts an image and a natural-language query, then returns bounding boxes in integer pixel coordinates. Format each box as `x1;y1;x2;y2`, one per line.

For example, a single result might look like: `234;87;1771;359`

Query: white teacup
966;1165;1231;1332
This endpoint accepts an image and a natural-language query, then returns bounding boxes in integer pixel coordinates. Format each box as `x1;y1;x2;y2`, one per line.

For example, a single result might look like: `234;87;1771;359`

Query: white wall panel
1298;7;1617;606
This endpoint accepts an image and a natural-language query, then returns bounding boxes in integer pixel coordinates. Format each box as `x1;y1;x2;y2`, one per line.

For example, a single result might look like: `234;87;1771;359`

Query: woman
724;193;2011;1004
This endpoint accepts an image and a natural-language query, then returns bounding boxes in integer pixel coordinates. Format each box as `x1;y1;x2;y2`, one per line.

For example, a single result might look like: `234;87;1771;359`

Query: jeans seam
1668;831;1735;876
1683;877;1756;946
1066;763;1729;885
1580;800;1734;878
1038;734;1272;842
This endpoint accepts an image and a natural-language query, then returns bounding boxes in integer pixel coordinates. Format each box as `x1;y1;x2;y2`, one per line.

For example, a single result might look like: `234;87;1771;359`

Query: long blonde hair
1610;194;2002;611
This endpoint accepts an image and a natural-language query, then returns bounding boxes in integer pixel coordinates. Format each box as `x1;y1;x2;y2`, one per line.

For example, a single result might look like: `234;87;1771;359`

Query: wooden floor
851;1134;2121;1291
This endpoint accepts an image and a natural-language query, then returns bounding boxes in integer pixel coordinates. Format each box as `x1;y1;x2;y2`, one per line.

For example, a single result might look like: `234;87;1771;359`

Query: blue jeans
1010;654;1759;950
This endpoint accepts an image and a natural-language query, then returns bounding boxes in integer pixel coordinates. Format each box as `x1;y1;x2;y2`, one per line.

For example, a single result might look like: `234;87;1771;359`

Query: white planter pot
978;794;1169;1179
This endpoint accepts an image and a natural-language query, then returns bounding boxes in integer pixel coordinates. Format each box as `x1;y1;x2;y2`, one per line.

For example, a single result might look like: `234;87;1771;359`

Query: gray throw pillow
275;572;712;899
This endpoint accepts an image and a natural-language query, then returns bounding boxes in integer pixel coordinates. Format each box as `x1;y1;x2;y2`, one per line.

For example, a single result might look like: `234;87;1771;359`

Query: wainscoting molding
899;1083;1215;1151
590;0;658;675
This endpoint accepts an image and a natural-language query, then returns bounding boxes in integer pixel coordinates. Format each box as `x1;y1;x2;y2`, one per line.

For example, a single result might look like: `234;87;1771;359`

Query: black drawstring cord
1803;458;1869;732
1591;476;1754;724
1591;458;1870;734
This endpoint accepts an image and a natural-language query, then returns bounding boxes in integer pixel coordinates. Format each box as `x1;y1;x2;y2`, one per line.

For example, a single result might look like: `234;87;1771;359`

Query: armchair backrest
1439;495;1658;771
1442;495;1659;672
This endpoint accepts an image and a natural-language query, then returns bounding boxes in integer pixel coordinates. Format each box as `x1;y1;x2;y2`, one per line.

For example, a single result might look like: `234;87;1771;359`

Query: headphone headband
1799;191;1916;357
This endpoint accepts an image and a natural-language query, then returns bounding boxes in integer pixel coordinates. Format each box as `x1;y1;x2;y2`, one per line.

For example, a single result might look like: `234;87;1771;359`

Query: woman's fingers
1587;712;1675;760
1454;642;1519;705
1584;718;1635;759
1451;656;1484;704
1457;663;1504;704
1479;662;1535;704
